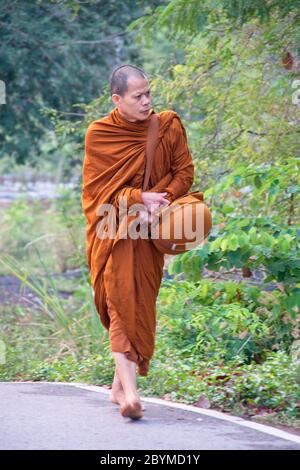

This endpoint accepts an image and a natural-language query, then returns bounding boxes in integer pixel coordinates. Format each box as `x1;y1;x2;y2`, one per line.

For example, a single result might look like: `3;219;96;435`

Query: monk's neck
117;108;139;123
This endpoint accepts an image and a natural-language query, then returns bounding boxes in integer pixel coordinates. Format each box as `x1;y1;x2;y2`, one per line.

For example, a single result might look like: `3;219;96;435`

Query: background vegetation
0;0;299;431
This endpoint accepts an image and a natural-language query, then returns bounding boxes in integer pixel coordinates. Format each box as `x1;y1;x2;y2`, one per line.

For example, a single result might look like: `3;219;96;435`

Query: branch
52;31;129;47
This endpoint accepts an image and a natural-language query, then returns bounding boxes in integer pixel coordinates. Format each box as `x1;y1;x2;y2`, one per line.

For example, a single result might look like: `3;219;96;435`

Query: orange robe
82;107;194;376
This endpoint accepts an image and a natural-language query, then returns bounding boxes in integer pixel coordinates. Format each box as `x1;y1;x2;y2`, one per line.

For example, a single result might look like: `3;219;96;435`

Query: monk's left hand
141;191;170;213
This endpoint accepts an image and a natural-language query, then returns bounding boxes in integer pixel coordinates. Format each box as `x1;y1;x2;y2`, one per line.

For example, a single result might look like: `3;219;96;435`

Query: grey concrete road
0;381;299;450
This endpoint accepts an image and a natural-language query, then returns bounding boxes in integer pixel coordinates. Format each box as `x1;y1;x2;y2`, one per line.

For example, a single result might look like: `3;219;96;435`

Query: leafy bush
158;279;299;362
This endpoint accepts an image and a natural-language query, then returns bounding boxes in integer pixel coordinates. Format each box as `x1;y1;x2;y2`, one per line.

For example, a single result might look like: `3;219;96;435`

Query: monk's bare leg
112;352;144;419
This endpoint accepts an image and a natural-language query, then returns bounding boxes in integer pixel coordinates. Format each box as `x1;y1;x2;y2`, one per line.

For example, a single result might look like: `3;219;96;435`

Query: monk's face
112;76;151;122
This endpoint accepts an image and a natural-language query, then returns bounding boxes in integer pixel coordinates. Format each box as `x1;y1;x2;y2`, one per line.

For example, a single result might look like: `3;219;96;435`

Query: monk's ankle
125;392;140;403
112;382;122;391
112;376;123;388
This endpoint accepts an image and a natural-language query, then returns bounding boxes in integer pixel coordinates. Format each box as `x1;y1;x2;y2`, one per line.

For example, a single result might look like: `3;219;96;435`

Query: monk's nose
142;97;150;106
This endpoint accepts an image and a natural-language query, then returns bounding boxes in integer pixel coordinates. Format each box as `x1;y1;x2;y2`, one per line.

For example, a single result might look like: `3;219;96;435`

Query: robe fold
82;106;194;376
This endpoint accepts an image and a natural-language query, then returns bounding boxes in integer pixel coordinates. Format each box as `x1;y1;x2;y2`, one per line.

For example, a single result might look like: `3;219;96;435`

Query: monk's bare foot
120;394;144;420
109;386;126;406
110;387;146;411
109;378;146;410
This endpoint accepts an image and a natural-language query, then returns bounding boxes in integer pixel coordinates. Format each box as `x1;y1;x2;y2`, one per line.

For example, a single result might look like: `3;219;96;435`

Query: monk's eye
135;91;150;99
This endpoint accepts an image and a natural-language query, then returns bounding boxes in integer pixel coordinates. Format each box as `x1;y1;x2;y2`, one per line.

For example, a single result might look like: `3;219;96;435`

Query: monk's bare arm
162;117;194;202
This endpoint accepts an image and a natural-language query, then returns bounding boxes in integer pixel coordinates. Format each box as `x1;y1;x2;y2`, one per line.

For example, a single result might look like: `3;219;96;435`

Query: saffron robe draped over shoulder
82;106;194;376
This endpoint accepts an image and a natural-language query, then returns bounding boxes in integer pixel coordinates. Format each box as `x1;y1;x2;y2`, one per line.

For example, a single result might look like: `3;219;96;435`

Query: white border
7;381;300;445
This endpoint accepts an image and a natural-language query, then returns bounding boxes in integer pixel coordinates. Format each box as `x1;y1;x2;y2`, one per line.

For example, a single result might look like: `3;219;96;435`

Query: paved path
0;381;299;450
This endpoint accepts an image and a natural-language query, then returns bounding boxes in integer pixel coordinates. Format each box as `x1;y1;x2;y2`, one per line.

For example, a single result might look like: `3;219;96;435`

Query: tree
0;0;163;163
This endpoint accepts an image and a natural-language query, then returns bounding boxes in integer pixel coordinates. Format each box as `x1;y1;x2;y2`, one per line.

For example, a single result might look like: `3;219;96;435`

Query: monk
81;64;194;420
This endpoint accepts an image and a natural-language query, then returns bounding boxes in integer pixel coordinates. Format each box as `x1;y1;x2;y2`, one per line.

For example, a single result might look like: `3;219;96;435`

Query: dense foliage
0;0;299;428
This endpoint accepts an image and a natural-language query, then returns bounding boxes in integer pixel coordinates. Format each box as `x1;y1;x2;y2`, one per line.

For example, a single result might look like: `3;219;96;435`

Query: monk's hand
141;192;170;218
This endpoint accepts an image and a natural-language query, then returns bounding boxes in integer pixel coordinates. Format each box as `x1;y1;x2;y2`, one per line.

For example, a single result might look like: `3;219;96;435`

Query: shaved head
109;64;148;97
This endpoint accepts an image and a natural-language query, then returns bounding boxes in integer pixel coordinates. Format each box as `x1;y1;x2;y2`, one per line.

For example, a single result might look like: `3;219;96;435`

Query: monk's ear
111;93;120;106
